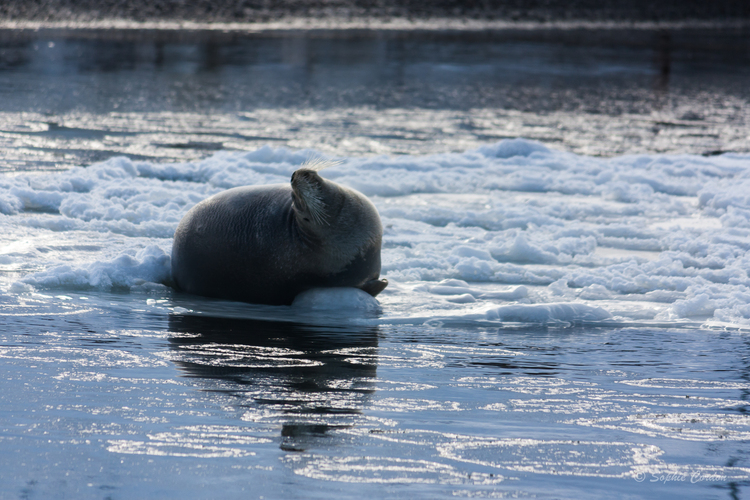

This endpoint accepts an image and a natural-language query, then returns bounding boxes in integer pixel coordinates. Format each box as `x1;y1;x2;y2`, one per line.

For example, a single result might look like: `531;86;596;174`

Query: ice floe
2;140;750;327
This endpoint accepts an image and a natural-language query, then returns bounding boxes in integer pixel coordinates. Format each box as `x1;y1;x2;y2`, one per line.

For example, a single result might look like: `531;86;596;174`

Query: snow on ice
1;139;750;327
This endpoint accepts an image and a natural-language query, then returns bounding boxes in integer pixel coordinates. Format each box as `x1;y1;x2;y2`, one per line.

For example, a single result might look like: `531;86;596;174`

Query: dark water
1;28;750;112
0;27;749;171
1;294;749;499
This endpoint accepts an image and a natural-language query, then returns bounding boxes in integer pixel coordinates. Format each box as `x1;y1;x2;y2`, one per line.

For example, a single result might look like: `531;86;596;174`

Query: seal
171;163;388;305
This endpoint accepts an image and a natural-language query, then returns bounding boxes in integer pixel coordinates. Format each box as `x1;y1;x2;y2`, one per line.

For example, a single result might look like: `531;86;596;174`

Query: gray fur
171;168;387;305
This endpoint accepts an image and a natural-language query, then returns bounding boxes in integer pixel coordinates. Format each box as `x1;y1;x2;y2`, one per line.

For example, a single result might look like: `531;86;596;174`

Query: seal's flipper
361;278;388;297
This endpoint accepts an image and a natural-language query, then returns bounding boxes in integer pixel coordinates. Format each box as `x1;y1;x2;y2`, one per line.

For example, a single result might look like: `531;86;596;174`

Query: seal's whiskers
302;186;329;226
300;157;342;172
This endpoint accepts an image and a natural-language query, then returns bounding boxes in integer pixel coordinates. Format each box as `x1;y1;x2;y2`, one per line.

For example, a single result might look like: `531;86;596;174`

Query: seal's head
290;164;382;264
291;168;331;227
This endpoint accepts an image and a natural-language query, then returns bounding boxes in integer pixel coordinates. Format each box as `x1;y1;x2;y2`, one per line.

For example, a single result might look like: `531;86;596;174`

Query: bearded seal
171;163;388;305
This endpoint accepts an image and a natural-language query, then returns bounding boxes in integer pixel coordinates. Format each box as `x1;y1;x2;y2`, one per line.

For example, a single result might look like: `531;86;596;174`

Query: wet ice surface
2;26;750;499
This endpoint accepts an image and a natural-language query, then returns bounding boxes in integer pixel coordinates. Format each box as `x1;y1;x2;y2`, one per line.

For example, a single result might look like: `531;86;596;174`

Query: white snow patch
19;245;171;291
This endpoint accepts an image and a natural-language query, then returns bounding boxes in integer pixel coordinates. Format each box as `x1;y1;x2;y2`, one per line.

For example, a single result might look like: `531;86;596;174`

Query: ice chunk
485;303;612;325
292;287;382;315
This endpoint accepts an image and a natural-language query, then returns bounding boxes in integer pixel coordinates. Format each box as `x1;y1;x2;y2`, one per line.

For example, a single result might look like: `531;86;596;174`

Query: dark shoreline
2;0;749;25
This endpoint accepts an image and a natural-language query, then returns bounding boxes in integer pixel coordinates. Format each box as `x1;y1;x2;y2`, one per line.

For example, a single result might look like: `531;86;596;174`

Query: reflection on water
168;315;379;451
2;28;749;114
653;30;671;107
1;295;750;498
1;27;749;170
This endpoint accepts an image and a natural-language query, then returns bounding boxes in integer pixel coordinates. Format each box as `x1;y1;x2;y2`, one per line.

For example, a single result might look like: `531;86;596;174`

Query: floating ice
2;140;750;326
292;287;382;315
18;245;171;292
484;302;612;325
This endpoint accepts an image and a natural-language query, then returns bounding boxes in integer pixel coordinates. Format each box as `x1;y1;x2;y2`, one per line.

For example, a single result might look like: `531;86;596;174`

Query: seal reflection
168;315;379;451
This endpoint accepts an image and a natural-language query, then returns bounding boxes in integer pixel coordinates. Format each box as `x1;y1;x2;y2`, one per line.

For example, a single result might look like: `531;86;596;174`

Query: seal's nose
292;169;318;184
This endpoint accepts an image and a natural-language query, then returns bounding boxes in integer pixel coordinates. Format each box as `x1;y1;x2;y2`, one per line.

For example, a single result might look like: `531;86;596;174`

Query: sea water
1;27;749;499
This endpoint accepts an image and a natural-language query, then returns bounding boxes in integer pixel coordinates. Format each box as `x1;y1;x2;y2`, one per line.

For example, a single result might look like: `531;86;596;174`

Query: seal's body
171;168;387;305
